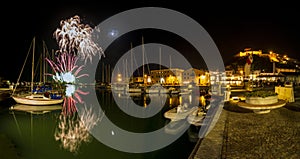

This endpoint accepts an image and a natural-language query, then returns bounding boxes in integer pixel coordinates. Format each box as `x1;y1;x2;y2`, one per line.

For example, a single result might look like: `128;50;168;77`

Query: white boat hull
12;96;64;106
164;106;198;121
187;109;206;126
128;88;143;93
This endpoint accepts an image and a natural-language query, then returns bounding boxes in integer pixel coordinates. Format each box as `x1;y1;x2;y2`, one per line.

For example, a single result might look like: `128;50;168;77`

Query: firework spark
54;15;104;63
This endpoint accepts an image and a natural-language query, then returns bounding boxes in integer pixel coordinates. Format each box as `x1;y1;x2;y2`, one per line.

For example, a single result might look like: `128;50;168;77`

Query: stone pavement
190;89;300;159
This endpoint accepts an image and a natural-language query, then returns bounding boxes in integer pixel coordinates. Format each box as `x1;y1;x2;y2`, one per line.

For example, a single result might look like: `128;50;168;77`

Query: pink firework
45;53;87;81
46;53;89;115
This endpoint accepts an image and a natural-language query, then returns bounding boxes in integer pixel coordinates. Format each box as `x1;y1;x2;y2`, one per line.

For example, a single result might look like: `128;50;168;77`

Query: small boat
145;84;169;94
128;86;144;93
164;103;198;121
187;107;206;126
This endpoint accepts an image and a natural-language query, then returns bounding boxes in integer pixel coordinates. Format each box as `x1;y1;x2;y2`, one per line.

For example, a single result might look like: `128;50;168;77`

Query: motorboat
187;107;206;126
164;103;198;121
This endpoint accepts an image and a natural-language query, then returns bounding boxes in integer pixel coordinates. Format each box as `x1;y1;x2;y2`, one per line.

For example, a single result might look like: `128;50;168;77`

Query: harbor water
0;89;205;159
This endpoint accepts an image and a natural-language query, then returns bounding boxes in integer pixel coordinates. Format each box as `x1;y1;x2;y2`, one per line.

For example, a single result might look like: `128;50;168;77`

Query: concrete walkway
190;97;300;159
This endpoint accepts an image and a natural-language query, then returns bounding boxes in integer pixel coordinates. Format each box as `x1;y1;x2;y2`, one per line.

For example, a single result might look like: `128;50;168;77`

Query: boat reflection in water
9;104;62;115
8;102;105;155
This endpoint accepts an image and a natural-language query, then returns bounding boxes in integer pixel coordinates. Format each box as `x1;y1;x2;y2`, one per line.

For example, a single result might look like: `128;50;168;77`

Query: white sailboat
11;37;64;106
145;47;169;94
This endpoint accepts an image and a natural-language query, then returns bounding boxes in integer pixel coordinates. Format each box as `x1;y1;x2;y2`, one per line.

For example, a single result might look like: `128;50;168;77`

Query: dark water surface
0;90;201;159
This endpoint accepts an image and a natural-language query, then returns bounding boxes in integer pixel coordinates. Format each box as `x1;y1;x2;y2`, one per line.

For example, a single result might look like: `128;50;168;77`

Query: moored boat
164;103;198;121
12;94;63;106
187;107;206;126
11;37;64;106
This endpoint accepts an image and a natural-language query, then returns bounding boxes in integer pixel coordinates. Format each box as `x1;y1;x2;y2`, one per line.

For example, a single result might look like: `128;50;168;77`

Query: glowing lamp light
160;78;165;83
147;76;151;83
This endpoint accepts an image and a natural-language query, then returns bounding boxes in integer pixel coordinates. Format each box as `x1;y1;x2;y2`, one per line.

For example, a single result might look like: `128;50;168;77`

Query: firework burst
54;15;104;63
46;53;89;115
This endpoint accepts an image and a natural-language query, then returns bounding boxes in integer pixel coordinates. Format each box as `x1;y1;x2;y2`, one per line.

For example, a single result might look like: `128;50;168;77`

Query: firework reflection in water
54;105;104;154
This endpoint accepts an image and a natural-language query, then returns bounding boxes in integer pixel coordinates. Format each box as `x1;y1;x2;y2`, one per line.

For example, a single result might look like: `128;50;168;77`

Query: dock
189;86;300;158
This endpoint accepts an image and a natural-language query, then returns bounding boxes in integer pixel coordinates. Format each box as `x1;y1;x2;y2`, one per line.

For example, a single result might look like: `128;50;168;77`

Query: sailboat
11;37;64;106
145;47;169;94
128;41;144;93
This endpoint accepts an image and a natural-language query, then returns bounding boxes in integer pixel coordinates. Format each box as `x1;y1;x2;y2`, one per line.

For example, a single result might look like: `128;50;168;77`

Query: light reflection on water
54;105;104;154
0;91;204;159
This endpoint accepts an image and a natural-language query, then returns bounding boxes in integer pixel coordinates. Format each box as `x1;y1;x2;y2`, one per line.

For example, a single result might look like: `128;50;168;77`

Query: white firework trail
54;15;104;63
54;105;104;154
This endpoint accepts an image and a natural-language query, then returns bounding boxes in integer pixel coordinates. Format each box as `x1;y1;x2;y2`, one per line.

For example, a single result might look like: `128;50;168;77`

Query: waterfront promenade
190;87;300;159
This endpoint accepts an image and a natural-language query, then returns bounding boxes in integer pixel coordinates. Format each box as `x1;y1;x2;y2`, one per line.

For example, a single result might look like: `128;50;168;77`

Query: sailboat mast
169;55;172;69
12;37;34;95
39;51;43;83
130;42;133;83
31;37;35;94
159;47;161;83
43;43;45;83
52;49;55;78
142;36;145;83
102;63;104;83
125;59;128;82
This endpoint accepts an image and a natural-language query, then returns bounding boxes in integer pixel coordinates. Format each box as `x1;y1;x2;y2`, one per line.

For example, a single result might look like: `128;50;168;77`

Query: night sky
1;1;299;81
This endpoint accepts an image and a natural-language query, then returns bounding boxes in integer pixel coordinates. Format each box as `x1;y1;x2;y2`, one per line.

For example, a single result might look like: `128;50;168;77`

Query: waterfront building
182;68;209;86
149;68;184;85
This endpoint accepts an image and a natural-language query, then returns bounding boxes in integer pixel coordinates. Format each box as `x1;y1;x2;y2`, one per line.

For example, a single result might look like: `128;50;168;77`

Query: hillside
225;54;300;73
